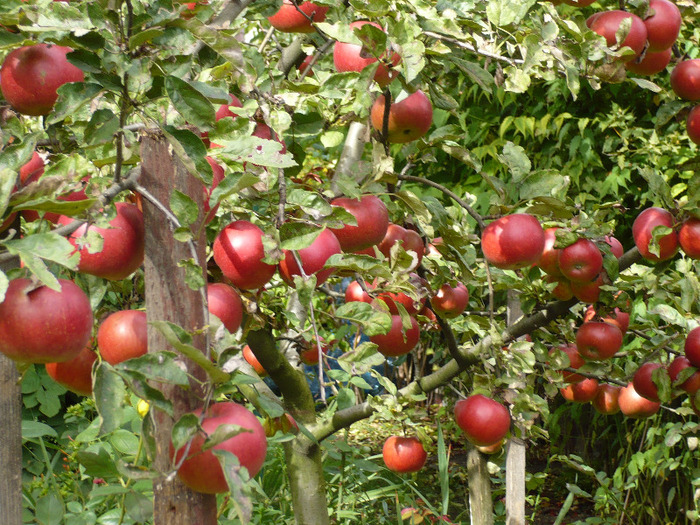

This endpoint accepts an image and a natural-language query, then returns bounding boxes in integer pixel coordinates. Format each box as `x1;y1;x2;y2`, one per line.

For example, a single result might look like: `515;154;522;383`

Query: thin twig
423;31;523;66
277;168;286;228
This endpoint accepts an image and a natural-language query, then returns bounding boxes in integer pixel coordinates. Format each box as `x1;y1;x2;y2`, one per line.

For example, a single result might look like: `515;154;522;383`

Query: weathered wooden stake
467;446;494;525
140;135;217;524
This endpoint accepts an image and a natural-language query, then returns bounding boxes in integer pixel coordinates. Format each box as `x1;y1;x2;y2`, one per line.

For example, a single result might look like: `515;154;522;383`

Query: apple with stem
575;321;623;361
0;278;93;363
558;238;603;283
592;384;621;415
643;0;682;52
267;1;328;33
454;394;510;447
670;59;700;101
329;195;389;252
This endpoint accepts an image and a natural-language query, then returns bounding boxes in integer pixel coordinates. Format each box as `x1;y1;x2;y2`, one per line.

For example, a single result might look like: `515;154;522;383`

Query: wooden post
467;446;494;525
505;289;526;525
0;242;21;525
140;135;217;524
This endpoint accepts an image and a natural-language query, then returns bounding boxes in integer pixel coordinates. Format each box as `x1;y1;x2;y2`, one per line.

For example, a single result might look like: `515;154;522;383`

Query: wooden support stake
140;135;217;525
467;446;494;525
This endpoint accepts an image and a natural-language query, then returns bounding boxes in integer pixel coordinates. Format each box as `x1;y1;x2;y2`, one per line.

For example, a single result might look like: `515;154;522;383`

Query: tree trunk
467;446;493;525
284;438;329;525
140;135;217;524
0;248;21;525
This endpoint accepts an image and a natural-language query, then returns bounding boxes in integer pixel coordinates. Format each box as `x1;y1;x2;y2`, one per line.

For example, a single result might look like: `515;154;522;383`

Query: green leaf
124;491;153;523
213;450;253;524
110;429;140;455
165;76;216;132
280;223;323;251
486;0;537;25
629;77;662;93
177;258;207;291
286;189;333;219
324;253;392;280
209;172;260;205
47;83;103;125
93;362;128;435
3;232;80;272
161;126;213;185
499;142;531;182
171;413;200;452
334;302;392;336
170;189;199;227
35;492;64;525
638;167;674;209
448;57;495;94
21;420;58;440
84;109;120;145
115;352;190;387
129;28;164;49
76;447;120;478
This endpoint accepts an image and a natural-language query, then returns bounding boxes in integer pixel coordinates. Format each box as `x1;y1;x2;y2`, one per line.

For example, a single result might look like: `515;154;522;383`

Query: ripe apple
97;310;147;365
0;44;84;116
679;217;700;259
625;48;672;76
370;90;433;143
382;436;427;473
584;305;630;335
267;1;328;33
685;326;700;368
476;439;504;455
551;344;586;383
263;413;298;437
668;356;700;395
538;227;563;276
546;275;574;301
671;60;700;101
207;283;243;333
481;214;545;270
369;314;420;357
278;228;341;286
329;195;389;252
603;235;624;259
345;280;371;304
377;224;425;266
45;344;97;396
570;273;604;304
586;11;647;61
560;378;599;403
632;206;678;262
0;278;93;363
643;0;682;52
58;202;145;281
454;394;510;447
298;55;314;76
19;151;45;185
575;321;623;361
242;344;267;376
172;401;267;493
430;283;469;318
213;220;277;290
558;238;603;283
333;20;401;87
215;93;243;121
299;338;329;365
592;384;621;415
632;362;665;402
687;105;700;145
618;382;661;418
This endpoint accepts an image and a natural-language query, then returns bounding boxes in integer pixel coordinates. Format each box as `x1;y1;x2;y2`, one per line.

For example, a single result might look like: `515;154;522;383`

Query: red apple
0;278;93;363
19;151;45;185
632;362;665;402
333;20;401;87
267;1;328;33
575;321;623;361
618;382;661;418
430;283;469;319
679;217;700;259
476;439;504;455
329;195;389;252
369;315;420;357
242;344;267;376
215;93;243;121
632;207;678;262
299;338;329;365
207;283;243;333
687;105;700;145
454;395;510;447
586;11;648;61
584;305;630;335
370;90;433;143
570;273;604;304
97;310;147;365
538;227;563;276
643;0;682;52
45;344;97;396
481;214;545;270
377;224;425;266
671;60;700;101
173;402;267;493
685;326;700;368
382;436;427;473
551;344;586;383
213;220;277;290
560;378;599;403
625;48;672;76
558;238;603;283
546;276;574;301
263;413;298;437
279;228;341;286
345;280;371;304
592;384;621;414
58;202;145;281
668;356;700;395
0;44;84;116
603;235;624;259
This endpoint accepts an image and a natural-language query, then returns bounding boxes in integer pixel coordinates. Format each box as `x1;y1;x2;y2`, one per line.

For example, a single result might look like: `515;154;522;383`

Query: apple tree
0;0;698;524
